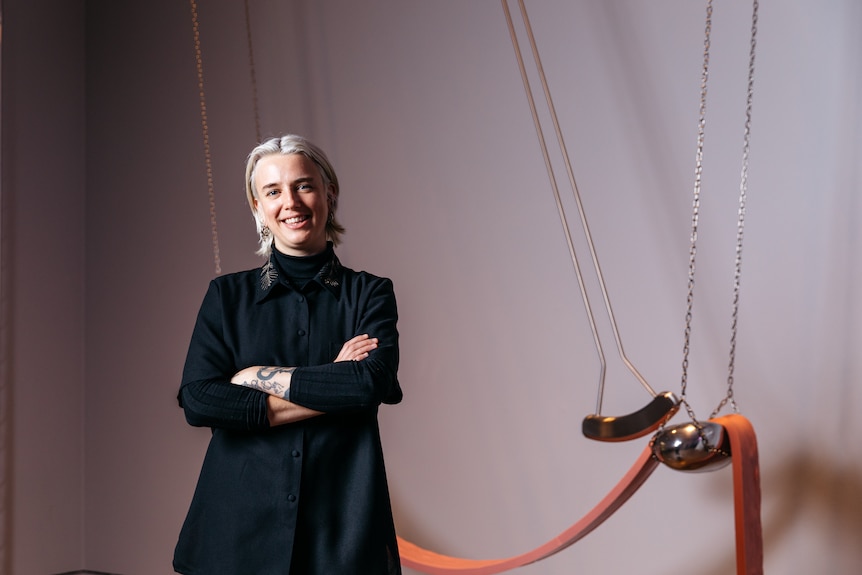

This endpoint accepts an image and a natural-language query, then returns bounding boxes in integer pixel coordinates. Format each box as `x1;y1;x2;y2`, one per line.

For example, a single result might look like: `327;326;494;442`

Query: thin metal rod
515;0;659;412
502;0;608;401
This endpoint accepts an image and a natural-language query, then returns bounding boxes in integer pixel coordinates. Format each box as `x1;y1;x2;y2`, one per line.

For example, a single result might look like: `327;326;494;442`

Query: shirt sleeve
288;277;403;413
177;280;270;431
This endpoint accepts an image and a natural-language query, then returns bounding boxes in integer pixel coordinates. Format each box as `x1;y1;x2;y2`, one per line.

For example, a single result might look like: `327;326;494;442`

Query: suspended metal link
189;0;222;276
712;0;759;419
679;0;713;424
243;0;262;143
680;0;759;425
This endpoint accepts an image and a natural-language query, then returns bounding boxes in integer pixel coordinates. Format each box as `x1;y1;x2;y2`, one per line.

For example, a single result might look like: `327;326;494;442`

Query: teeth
284;215;308;224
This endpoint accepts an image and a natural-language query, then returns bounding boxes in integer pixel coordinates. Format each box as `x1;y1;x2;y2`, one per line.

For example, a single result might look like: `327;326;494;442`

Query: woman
174;135;403;575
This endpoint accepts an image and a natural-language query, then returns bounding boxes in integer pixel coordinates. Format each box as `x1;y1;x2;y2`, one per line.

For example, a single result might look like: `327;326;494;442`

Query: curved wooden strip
397;445;659;575
713;414;763;575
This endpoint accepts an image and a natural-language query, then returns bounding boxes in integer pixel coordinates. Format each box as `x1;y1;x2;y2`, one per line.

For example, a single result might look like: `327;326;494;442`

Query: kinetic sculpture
397;1;762;573
188;0;762;572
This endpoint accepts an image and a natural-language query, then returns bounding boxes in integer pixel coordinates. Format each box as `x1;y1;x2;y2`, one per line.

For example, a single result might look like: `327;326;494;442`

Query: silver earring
260;225;271;239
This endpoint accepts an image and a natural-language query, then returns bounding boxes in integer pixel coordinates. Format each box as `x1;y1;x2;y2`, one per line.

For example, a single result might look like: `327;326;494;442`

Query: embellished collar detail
256;245;343;301
317;254;342;289
260;258;279;291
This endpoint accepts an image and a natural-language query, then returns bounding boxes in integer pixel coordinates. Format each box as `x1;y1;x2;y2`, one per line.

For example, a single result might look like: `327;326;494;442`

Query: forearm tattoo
236;366;295;399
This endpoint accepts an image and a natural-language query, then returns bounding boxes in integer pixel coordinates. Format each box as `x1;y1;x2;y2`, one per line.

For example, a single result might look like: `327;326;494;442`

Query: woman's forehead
255;153;321;183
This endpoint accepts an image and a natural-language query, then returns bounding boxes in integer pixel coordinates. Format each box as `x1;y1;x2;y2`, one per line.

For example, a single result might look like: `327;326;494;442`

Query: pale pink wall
80;1;267;570
3;1;861;574
2;0;87;573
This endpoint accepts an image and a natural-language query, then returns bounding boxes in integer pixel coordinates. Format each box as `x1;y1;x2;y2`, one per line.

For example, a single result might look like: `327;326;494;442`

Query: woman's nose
283;189;300;208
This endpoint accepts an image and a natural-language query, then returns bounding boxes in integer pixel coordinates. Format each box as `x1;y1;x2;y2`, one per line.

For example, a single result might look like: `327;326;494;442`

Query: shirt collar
255;246;343;302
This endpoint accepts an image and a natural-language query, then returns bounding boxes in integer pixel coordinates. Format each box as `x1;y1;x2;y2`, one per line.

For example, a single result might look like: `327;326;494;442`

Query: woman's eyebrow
260;175;315;190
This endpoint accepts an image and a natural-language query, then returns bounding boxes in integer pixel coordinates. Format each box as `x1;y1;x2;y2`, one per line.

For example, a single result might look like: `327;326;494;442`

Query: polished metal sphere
652;421;732;472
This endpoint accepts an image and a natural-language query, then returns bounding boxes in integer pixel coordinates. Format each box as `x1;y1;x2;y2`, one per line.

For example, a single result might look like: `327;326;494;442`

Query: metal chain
680;0;759;424
711;0;758;419
679;0;713;424
189;0;222;275
243;0;262;143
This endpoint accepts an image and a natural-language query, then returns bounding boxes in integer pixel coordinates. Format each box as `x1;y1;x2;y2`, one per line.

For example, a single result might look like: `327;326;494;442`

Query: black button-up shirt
174;246;403;575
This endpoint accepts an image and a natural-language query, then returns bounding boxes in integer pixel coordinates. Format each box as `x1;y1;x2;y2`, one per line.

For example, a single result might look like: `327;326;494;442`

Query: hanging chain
679;0;713;424
243;0;262;143
189;0;222;275
680;0;759;424
711;0;758;419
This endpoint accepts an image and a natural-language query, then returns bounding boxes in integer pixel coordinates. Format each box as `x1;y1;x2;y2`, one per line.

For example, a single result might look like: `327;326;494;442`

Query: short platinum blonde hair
245;134;345;257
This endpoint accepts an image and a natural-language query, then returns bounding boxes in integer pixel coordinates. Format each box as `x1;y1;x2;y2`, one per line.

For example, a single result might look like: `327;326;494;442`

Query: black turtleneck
272;243;332;287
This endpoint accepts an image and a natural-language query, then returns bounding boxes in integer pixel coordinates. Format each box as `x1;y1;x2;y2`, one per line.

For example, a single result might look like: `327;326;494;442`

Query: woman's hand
334;334;378;362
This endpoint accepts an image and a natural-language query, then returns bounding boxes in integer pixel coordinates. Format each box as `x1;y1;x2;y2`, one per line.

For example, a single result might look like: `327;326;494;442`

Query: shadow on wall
696;451;862;575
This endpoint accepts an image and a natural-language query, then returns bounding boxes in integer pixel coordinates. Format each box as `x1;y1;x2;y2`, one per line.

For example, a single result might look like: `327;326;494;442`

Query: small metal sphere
652;421;732;472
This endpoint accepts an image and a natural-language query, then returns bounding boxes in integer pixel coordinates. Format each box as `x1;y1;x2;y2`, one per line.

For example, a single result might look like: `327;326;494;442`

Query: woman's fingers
334;334;378;362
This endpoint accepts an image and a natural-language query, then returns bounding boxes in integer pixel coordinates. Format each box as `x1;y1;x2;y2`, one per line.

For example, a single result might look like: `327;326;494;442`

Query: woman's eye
265;189;279;197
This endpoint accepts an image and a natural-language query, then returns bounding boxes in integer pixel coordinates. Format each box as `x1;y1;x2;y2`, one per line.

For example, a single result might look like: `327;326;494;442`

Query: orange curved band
397;413;761;575
396;445;659;574
714;413;763;575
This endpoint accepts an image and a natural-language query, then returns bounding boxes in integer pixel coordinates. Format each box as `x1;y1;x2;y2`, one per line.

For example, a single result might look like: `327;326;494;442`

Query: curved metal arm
582;391;680;442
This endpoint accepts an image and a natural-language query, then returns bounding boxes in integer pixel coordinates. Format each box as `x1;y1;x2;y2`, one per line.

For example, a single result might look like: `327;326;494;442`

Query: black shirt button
297;329;306;336
288;494;297;502
292;450;300;458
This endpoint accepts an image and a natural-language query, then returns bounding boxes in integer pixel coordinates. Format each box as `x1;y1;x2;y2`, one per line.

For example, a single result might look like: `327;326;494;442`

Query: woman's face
253;153;334;257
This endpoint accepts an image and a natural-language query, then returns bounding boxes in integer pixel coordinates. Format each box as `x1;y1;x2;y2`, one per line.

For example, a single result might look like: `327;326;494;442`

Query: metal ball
652;421;732;472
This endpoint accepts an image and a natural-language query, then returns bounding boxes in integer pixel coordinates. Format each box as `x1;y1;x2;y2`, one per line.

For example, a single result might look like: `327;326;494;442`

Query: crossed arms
230;334;379;426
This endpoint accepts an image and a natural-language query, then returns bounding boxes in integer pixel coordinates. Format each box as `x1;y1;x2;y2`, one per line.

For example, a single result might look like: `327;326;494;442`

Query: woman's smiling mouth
282;214;310;226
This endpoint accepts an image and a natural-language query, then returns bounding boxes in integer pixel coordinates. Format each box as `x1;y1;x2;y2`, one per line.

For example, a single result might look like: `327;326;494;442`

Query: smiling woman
252;153;333;257
174;134;404;575
244;135;346;258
